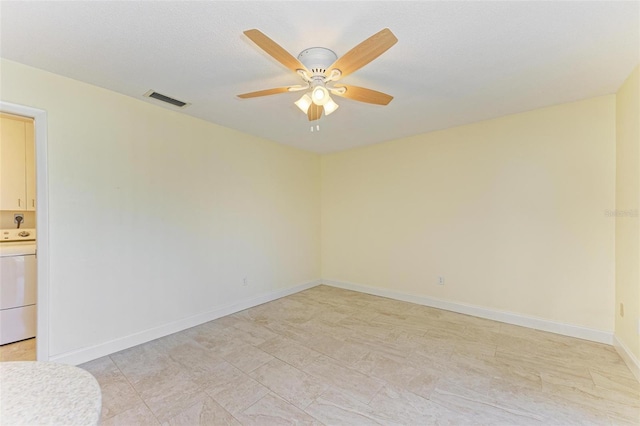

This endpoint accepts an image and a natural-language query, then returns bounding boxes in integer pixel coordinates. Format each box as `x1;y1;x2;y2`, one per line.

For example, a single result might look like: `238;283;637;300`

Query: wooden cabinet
0;113;35;211
25;123;36;210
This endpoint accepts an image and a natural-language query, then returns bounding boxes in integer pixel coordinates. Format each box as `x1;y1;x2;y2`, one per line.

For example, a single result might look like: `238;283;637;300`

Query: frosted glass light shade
323;98;339;115
311;86;330;105
295;94;312;113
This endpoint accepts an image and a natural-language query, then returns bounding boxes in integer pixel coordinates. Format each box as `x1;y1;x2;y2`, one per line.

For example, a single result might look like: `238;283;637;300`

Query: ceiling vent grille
143;90;190;108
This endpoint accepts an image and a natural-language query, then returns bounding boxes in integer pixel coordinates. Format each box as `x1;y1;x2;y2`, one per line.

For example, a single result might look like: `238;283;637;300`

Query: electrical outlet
14;213;24;224
620;303;625;317
242;277;248;286
438;276;444;285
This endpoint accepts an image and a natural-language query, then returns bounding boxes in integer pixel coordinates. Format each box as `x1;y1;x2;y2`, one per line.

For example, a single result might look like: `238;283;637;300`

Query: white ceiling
1;1;638;153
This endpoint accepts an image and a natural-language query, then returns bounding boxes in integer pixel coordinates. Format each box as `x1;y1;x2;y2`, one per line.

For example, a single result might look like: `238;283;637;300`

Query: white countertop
0;361;102;425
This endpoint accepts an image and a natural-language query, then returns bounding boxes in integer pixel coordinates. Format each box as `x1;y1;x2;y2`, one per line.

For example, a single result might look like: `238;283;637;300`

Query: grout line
587;367;597;387
108;354;161;424
92;287;638;424
233;391;272;418
365;385;384;406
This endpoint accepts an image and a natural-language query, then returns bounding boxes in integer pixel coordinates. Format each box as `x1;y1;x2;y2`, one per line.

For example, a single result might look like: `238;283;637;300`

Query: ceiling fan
238;28;398;121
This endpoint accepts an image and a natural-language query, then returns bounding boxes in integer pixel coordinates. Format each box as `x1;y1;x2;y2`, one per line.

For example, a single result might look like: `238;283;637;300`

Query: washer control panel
0;228;37;242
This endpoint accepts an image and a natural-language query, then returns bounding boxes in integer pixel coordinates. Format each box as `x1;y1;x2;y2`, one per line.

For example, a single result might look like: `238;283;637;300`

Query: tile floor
80;285;640;425
0;338;36;362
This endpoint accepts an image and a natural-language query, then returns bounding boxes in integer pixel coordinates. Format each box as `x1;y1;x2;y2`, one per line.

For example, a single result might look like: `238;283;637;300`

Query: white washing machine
0;228;37;345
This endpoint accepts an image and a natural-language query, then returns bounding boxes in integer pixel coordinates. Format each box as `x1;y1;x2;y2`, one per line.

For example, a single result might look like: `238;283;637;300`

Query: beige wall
615;66;640;361
0;59;321;358
322;96;616;332
1;56;629;363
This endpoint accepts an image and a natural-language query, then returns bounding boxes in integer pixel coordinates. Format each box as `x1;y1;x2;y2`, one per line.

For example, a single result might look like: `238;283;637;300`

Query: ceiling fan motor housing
297;47;338;75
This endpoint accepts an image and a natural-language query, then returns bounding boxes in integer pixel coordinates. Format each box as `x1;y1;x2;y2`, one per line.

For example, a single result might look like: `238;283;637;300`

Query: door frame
1;101;49;361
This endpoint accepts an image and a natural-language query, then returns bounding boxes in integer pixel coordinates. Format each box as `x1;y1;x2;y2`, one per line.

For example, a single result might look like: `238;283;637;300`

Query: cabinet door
0;116;27;210
25;121;36;211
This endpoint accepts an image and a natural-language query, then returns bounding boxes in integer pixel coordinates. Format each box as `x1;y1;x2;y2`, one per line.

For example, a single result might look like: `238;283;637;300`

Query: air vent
143;90;190;108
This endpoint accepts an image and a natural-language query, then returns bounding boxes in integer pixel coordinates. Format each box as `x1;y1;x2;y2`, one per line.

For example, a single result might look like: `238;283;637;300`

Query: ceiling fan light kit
323;98;339;116
295;94;312;113
311;84;330;105
238;28;397;122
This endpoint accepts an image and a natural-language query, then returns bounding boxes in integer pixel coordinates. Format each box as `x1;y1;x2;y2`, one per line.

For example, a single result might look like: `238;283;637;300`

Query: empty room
0;1;638;425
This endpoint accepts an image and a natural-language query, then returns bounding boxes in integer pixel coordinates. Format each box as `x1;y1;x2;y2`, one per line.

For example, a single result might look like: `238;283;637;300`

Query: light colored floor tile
310;306;353;325
0;338;36;361
366;297;421;316
373;311;436;333
88;285;638;425
305;387;399;426
547;385;632;423
400;333;454;359
145;390;210;423
204;363;270;414
304;355;385;404
109;344;175;386
346;334;415;361
101;402;160;426
230;317;279;343
453;339;498;357
408;350;494;394
110;342;205;421
337;316;401;342
488;380;610;425
151;338;226;388
221;342;274;373
250;358;327;409
162;395;240;426
235;393;322;426
429;380;545;425
258;335;322;369
298;318;358;342
115;354;200;404
369;385;472;425
227;324;277;347
489;358;543;392
590;366;640;396
211;314;244;329
405;371;440;399
192;327;254;356
353;350;421;388
494;346;594;382
80;356;142;421
542;378;640;423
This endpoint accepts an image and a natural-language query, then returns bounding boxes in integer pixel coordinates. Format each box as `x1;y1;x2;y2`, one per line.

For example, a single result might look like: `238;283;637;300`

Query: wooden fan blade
237;87;291;99
333;85;393;105
326;28;397;79
244;29;309;73
308;103;323;121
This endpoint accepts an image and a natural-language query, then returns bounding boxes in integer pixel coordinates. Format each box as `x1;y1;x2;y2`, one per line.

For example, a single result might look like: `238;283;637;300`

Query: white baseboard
322;279;613;345
50;279;322;366
613;336;640;382
52;277;618;366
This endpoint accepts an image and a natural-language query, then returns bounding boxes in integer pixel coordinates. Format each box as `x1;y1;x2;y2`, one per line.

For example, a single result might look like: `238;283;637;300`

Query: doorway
0;101;49;362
